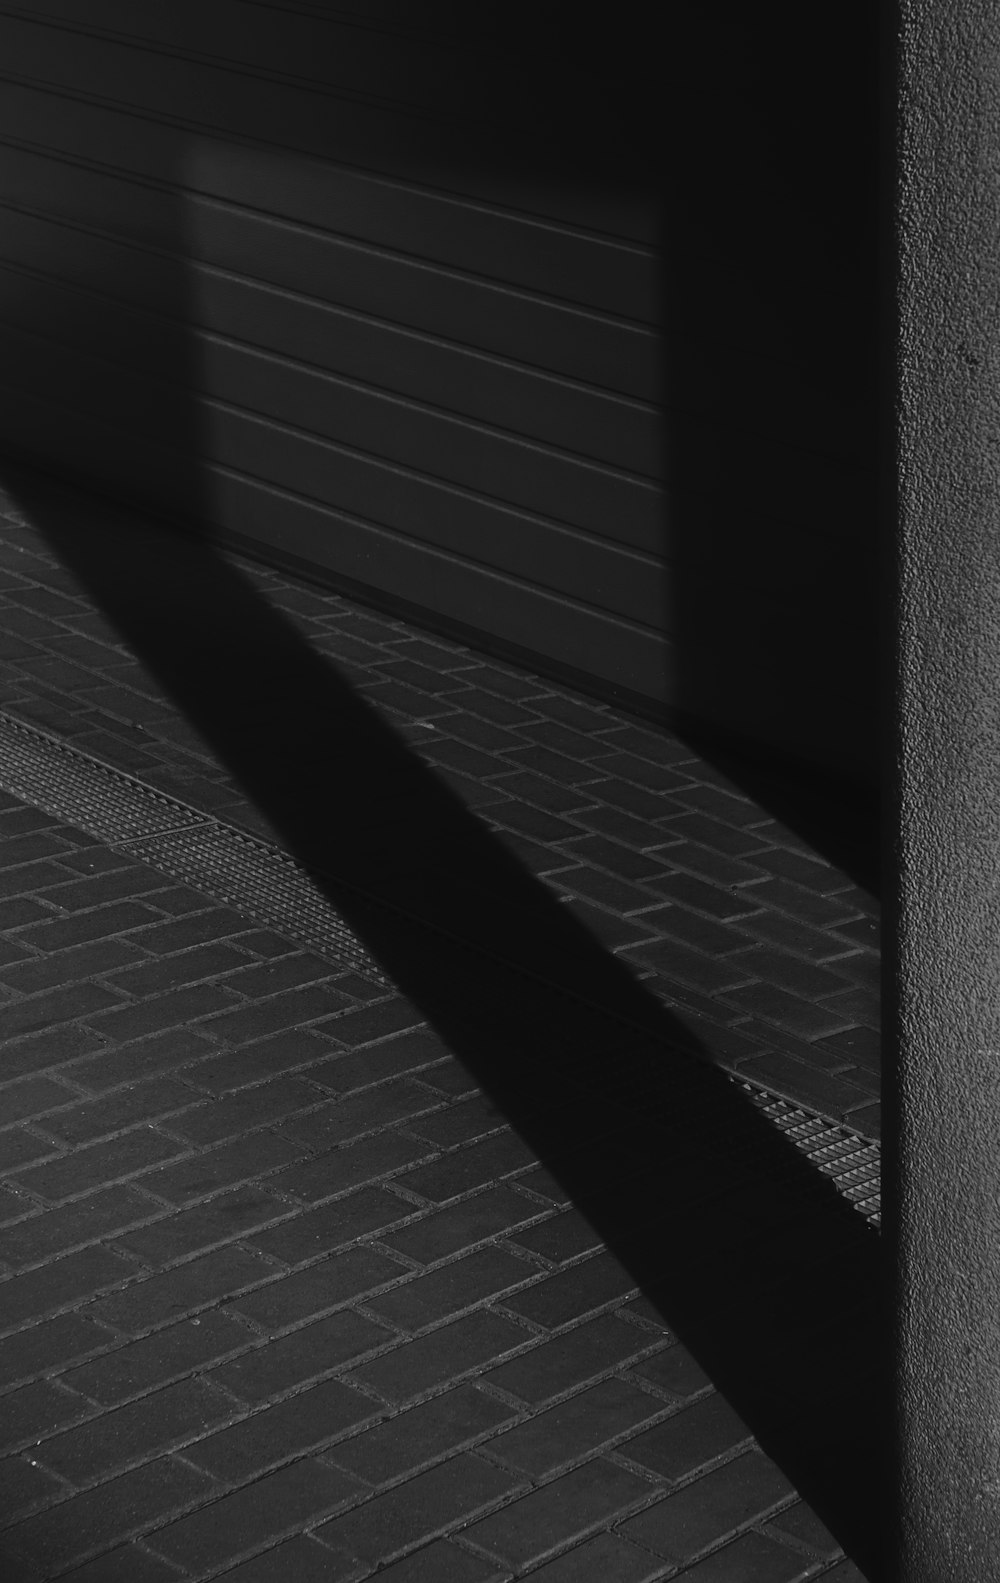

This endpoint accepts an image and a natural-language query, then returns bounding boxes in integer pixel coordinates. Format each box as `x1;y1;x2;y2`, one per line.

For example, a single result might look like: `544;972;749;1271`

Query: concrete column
893;0;1000;1576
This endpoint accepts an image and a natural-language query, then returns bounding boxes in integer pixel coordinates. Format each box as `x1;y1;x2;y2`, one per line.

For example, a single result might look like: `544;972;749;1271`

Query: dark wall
0;1;879;784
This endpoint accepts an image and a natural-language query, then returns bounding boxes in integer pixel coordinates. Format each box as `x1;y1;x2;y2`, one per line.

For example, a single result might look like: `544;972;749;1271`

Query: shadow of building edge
1;457;884;1578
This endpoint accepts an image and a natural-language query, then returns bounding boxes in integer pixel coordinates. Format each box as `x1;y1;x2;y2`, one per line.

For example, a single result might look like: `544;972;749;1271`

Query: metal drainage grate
736;1081;881;1225
124;825;390;984
0;710;880;1220
0;712;205;843
0;711;390;985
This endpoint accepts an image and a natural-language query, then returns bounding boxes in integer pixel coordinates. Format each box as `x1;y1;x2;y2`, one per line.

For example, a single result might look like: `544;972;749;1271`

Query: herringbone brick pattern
0;467;879;1579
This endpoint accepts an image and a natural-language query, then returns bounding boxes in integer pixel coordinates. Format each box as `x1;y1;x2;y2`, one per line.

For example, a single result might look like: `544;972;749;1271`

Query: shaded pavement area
0;464;881;1580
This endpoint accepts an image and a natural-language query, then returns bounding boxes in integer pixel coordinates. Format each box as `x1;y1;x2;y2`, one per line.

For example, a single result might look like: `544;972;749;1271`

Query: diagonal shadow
8;464;884;1578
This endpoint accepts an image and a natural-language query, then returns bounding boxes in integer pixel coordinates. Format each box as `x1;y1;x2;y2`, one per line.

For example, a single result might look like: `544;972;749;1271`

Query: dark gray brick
62;1312;252;1404
13;1126;188;1202
183;1376;376;1481
0;981;123;1041
720;982;852;1039
619;1451;794;1562
88;1245;276;1334
33;1378;234;1482
346;1310;528;1404
616;1394;752;1479
208;1309;392;1401
483;1316;660;1404
463;1457;654;1568
201;984;355;1043
269;1130;433;1203
112;1185;288;1266
140;1131;307;1205
364;1246;531;1331
149;1458;361;1572
326;1384;514;1486
0;1184;155;1266
225;1245;403;1331
312;1454;522;1566
498;1251;636;1330
381;1185;543;1265
84;982;242;1041
485;1376;667;1477
0;1244;131;1328
246;1185;413;1265
3;1457;218;1573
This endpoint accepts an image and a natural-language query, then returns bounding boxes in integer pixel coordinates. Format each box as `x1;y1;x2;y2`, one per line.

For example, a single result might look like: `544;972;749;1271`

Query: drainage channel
0;710;880;1225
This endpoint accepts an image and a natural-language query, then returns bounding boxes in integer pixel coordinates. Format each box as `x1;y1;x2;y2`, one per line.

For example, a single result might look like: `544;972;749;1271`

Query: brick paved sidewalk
0;464;881;1580
0;466;880;1137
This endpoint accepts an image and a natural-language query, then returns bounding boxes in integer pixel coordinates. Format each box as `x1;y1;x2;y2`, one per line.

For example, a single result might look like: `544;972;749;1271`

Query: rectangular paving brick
245;1184;412;1265
151;1458;361;1571
0;938;148;994
397;1133;536;1203
208;1309;392;1402
736;1053;875;1117
381;1185;544;1265
88;1245;276;1334
346;1310;529;1404
524;1532;666;1582
720;982;852;1038
277;1080;438;1150
619;1450;794;1562
2;1456;217;1574
587;777;678;820
0;1247;126;1336
549;865;661;915
326;1384;515;1486
749;847;851;894
464;1458;656;1568
0;831;78;869
724;944;855;999
658;1530;811;1580
200;985;356;1043
13;1127;188;1202
505;1208;602;1265
84;982;243;1042
112;1186;288;1267
102;943;251;997
34;1076;198;1146
33;1378;235;1482
42;867;174;910
486;770;592;815
309;1030;450;1095
180;1028;337;1094
0;858;77;898
313;1454;522;1565
483;1315;660;1404
498;1251;636;1330
616;1394;753;1480
485;1376;668;1477
62;1312;251;1404
0;1311;109;1389
163;1076;320;1146
140;1131;308;1205
270;1131;434;1203
68;1027;218;1091
226;1246;403;1331
626;936;754;995
0;980;123;1042
364;1247;531;1332
626;910;751;959
136;908;255;954
0;1378;92;1447
642;871;765;921
500;744;604;787
182;1377;377;1481
0;1184;156;1266
487;800;585;843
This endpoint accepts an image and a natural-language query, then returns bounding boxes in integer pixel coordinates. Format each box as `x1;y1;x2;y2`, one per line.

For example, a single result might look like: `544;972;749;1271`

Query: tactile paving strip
0;710;880;1220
